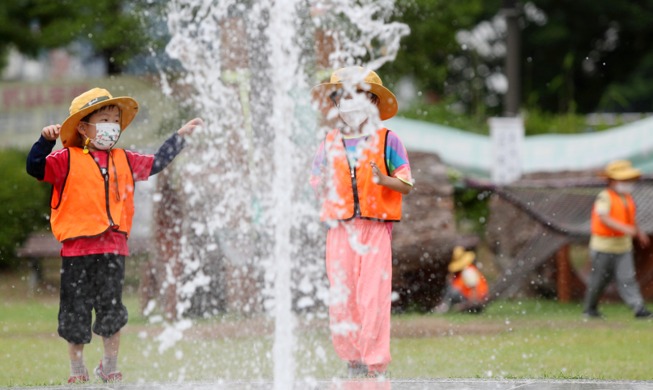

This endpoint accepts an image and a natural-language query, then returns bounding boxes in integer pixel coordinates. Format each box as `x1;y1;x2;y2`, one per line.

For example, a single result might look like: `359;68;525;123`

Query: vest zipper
102;168;115;227
350;166;362;217
342;136;361;218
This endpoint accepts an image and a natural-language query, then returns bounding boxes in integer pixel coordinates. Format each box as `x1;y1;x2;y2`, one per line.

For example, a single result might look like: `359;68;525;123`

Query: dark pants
58;254;128;344
440;284;467;307
583;250;645;313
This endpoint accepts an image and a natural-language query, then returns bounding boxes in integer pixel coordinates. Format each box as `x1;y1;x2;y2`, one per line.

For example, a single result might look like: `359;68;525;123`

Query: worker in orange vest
584;160;652;319
435;246;488;314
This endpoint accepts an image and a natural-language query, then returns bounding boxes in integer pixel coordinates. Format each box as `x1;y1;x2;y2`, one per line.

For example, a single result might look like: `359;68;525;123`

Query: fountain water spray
150;0;409;385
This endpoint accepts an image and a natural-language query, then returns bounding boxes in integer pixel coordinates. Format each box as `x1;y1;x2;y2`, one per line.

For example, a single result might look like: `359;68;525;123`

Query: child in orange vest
26;88;203;383
435;246;488;314
584;160;652;319
310;67;413;378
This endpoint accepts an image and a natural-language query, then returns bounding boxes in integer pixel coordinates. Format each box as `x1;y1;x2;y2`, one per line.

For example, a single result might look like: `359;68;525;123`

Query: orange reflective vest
320;128;403;222
451;265;488;301
590;189;636;237
50;147;135;242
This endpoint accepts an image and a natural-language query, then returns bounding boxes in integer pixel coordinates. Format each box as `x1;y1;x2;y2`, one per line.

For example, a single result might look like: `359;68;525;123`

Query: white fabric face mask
338;95;370;130
614;182;635;194
91;122;121;150
461;267;480;287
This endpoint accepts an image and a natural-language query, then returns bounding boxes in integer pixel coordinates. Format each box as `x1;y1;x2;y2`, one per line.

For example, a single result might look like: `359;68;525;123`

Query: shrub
400;101;618;136
400;101;490;134
521;108;614;135
0;149;50;268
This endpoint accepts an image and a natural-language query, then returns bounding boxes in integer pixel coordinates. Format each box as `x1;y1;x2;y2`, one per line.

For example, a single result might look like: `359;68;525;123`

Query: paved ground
11;379;653;390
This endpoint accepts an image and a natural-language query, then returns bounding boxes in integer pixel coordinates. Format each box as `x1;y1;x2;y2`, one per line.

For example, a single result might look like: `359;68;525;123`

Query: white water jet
266;0;303;387
148;0;409;385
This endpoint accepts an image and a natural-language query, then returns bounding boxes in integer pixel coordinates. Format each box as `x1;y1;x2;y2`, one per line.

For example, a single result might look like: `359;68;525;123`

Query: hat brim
311;82;398;121
448;252;475;273
60;96;139;147
603;169;641;181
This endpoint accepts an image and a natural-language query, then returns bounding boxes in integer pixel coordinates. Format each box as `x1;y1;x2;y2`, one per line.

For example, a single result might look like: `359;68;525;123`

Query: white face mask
614;182;635;194
338;95;370;130
90;122;121;150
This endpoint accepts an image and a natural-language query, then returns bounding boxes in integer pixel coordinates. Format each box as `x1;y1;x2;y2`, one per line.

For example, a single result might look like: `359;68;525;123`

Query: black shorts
58;254;129;344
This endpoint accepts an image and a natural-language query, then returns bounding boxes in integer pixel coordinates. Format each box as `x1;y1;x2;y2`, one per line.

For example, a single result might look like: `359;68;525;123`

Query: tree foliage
0;150;50;268
386;0;653;116
0;0;150;74
2;1;653;114
381;0;491;100
522;0;653;113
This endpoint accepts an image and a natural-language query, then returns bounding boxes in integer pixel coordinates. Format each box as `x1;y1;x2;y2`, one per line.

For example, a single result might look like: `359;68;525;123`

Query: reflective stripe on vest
590;189;636;237
320;128;402;222
50;147;135;242
451;265;489;301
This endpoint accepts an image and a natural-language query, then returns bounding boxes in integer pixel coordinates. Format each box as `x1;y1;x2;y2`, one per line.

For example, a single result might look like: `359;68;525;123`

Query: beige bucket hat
311;67;398;120
448;246;476;273
60;87;139;147
602;160;641;181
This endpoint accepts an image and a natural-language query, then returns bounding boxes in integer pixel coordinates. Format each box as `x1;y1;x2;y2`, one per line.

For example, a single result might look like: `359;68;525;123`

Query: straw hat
311;67;398;120
448;246;475;273
60;88;139;147
602;160;641;181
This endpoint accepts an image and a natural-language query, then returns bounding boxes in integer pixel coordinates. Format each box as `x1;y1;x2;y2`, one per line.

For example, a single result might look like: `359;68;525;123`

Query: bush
0;149;50;268
521;108;614;135
399;101;490;135
400;101;618;136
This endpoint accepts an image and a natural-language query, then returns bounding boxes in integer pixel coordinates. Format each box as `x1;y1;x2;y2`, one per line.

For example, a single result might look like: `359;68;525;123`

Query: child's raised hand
370;161;412;194
177;118;204;137
370;161;383;184
41;124;61;141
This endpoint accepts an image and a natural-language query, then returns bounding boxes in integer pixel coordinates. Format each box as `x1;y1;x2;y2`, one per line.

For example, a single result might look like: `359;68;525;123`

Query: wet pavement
10;379;653;390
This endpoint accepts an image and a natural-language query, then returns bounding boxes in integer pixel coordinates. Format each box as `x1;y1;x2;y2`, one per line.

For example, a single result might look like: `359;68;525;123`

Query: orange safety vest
50;147;135;242
590;189;636;237
451;264;488;301
320;128;403;222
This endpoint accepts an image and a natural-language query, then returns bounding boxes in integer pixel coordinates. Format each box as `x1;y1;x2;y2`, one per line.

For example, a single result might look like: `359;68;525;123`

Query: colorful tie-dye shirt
310;129;413;191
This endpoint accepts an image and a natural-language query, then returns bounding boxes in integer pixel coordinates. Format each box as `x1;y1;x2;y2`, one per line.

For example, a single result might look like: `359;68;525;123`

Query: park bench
16;232;151;293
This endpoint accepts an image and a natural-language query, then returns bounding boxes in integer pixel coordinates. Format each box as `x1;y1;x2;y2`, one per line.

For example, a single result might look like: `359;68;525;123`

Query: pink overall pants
326;219;393;373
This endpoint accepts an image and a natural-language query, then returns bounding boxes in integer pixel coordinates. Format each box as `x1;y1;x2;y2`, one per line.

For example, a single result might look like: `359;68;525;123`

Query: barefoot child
26;87;203;383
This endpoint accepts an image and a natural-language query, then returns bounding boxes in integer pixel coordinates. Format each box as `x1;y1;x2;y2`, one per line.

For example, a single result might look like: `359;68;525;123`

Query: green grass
392;300;653;380
1;265;653;386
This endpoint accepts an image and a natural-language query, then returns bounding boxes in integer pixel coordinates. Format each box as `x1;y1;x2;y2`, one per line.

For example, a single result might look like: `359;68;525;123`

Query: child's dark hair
80;104;119;123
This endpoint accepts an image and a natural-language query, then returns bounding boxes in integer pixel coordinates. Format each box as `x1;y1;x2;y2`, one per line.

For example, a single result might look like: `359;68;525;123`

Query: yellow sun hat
602;160;641;181
60;88;139;147
311;66;398;120
448;246;476;273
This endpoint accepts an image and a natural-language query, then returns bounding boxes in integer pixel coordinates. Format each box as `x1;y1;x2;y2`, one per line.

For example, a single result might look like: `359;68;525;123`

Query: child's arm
26;125;60;180
309;140;327;198
150;118;203;175
370;161;412;194
599;212;649;247
636;223;650;247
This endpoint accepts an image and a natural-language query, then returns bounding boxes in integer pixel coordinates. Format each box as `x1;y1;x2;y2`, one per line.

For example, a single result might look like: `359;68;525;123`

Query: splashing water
151;0;408;386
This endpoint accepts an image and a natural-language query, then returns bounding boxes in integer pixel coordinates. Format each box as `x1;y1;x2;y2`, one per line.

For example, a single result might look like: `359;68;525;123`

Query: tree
0;0;152;74
0;149;50;268
384;0;653;116
522;0;653;113
381;0;491;101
